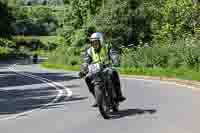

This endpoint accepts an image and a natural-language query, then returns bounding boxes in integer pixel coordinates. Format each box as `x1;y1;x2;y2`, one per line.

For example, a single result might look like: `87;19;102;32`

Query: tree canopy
1;0;200;47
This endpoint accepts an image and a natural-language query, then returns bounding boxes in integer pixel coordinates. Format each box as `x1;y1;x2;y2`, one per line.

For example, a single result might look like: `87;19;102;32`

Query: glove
78;72;86;78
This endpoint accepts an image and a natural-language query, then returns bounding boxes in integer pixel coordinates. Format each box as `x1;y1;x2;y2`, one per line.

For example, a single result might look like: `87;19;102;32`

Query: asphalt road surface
0;60;199;133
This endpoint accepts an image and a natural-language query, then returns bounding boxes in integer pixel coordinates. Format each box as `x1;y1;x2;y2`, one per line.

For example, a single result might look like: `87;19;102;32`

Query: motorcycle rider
81;32;126;107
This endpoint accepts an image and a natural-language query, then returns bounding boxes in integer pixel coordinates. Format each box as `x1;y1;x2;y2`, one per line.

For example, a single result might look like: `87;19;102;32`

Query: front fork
93;70;117;107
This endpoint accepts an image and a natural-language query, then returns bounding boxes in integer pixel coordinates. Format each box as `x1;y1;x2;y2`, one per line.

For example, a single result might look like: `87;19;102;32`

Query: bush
121;46;200;71
0;38;15;48
184;47;200;71
70;29;87;47
0;38;16;59
47;45;83;66
0;46;14;59
13;36;64;51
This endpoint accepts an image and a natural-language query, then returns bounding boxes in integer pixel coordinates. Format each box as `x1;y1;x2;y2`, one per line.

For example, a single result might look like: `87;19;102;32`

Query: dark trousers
85;68;123;98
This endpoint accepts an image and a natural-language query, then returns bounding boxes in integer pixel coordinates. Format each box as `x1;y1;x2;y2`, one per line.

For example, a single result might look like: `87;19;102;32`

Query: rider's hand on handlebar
78;72;86;78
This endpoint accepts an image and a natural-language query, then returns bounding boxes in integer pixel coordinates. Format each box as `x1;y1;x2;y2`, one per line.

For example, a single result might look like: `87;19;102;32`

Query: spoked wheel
99;95;113;119
112;104;119;113
111;89;119;113
95;85;111;119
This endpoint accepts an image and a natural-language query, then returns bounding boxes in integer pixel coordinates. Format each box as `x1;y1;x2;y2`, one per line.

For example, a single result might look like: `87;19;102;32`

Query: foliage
47;44;84;66
13;36;64;50
2;0;200;76
0;38;16;48
0;0;15;37
121;46;200;71
0;47;14;58
145;0;200;45
95;0;150;47
13;6;59;35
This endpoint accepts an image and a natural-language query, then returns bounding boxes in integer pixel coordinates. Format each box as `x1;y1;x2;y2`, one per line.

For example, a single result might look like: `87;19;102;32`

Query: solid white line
20;71;72;97
122;77;199;91
0;64;72;121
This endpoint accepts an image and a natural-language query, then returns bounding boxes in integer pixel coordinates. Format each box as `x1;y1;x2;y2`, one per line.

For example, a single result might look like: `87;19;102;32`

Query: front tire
112;104;119;112
94;84;110;119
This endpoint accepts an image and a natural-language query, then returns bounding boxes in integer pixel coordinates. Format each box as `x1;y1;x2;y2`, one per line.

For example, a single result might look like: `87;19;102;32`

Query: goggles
91;40;100;46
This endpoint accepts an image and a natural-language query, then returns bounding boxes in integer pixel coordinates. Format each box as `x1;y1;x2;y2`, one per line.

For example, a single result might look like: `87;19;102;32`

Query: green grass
42;63;80;71
119;67;200;81
41;63;200;81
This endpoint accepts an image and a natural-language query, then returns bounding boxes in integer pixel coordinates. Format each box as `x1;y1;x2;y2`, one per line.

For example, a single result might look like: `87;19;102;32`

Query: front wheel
95;84;110;119
112;104;119;112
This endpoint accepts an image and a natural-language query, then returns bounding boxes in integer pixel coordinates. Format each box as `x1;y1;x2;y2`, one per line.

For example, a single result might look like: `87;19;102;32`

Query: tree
0;0;15;37
144;0;200;45
13;6;59;35
94;0;150;47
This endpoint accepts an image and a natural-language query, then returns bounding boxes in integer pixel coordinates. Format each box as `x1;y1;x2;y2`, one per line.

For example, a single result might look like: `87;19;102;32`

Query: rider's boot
92;100;98;107
90;89;98;107
90;91;97;107
89;85;98;107
90;91;98;107
112;71;126;102
117;95;126;102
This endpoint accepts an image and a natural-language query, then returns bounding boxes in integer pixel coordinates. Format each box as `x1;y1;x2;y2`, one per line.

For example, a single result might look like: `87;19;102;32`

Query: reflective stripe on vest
91;46;109;64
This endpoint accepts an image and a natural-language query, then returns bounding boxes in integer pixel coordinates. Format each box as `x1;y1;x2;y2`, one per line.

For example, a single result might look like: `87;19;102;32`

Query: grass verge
41;63;200;81
42;63;80;71
118;67;200;81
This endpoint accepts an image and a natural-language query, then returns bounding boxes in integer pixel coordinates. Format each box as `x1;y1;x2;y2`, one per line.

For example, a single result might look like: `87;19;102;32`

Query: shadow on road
0;84;87;115
111;108;157;119
0;87;56;115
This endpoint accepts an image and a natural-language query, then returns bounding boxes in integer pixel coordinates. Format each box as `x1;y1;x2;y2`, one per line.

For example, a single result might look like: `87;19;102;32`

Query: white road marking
19;71;72;97
0;64;72;121
122;77;199;91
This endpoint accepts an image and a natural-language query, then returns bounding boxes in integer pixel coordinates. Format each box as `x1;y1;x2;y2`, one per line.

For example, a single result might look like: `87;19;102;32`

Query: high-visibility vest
91;46;110;64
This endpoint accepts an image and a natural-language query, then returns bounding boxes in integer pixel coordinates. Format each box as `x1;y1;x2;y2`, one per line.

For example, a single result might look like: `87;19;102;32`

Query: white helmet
90;32;103;45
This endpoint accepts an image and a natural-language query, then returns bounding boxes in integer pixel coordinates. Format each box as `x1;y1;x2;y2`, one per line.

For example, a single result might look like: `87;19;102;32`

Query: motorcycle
80;63;119;119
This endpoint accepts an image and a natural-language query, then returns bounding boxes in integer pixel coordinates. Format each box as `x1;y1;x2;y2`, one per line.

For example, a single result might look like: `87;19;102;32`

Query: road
0;60;199;133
